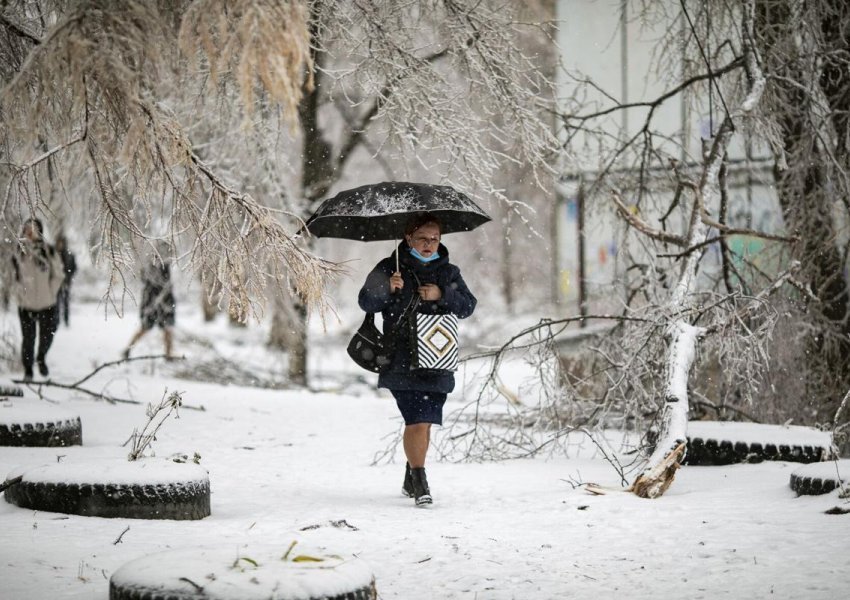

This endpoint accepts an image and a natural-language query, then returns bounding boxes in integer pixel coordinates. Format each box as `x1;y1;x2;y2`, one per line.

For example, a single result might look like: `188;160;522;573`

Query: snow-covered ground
1;299;849;599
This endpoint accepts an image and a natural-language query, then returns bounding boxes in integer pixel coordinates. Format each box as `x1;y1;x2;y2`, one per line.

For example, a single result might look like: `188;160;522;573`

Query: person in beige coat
11;218;65;380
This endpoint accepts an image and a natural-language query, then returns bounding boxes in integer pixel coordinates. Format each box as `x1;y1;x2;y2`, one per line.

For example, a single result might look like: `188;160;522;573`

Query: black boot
402;462;414;498
410;467;432;506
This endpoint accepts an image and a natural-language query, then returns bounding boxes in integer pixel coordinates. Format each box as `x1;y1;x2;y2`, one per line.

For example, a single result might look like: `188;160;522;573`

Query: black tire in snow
0;414;82;447
0;385;24;397
681;421;833;466
4;478;210;520
789;460;850;496
3;460;210;520
109;546;377;600
109;582;376;600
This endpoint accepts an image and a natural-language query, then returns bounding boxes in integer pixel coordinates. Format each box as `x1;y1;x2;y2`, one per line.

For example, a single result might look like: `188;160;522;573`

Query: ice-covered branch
631;0;767;498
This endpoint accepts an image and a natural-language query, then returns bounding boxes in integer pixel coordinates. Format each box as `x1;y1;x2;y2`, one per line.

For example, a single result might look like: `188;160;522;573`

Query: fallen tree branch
13;354;204;410
71;354;180;387
0;476;23;494
462;314;651;362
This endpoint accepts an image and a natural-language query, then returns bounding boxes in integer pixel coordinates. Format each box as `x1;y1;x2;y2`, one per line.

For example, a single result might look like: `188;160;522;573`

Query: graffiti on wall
557;175;787;304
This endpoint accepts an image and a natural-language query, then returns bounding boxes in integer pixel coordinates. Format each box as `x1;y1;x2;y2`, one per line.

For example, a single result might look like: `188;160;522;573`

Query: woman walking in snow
123;249;176;360
11;218;65;381
358;213;477;506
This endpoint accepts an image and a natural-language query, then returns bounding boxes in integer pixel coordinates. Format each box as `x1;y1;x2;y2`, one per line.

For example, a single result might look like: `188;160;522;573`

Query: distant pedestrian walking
11;218;65;381
123;251;176;360
54;233;77;326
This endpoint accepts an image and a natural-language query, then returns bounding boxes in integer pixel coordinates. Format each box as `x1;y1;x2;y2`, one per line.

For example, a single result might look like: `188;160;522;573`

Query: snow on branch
315;0;559;208
0;2;341;319
178;0;313;127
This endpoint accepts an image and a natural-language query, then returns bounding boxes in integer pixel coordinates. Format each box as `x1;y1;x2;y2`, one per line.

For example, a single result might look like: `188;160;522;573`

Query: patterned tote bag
411;312;459;371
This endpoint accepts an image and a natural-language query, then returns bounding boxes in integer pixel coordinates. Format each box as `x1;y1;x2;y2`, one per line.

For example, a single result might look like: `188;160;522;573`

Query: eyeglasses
411;236;440;246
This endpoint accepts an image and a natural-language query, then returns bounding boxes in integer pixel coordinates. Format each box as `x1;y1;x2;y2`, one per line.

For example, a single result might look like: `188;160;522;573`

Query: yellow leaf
292;555;325;563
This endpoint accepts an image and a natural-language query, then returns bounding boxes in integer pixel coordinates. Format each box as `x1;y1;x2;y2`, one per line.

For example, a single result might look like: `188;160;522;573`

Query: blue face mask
409;248;440;263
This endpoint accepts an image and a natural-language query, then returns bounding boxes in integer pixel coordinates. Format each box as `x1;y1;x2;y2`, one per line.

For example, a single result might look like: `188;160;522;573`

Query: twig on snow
113;526;130;545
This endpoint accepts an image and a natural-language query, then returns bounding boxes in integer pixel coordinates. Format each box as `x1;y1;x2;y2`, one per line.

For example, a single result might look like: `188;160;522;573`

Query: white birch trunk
632;321;702;498
632;0;765;498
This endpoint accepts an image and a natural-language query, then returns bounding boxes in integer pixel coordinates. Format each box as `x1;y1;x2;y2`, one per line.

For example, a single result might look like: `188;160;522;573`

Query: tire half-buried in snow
789;459;850;496
682;421;833;466
3;458;209;520
0;385;24;397
109;545;377;600
0;402;82;447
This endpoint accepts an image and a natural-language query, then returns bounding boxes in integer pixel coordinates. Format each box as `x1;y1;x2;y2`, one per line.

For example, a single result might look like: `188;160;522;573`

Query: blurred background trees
0;0;560;384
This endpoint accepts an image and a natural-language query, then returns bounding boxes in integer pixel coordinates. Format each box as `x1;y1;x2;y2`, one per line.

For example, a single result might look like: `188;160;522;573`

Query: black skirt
390;389;447;425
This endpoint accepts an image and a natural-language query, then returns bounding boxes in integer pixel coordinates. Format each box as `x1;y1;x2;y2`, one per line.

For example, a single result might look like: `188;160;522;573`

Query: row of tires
683;437;828;466
2;386;378;599
662;422;847;496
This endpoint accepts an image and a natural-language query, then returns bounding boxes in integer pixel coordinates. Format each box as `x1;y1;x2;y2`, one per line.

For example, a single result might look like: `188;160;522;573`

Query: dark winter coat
59;247;77;282
358;241;476;393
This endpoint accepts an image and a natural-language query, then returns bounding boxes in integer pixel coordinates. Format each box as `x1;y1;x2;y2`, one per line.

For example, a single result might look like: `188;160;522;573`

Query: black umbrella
303;181;491;242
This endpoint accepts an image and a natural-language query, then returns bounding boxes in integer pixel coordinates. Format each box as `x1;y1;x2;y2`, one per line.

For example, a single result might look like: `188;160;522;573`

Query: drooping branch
461;314;652;362
0;2;343;324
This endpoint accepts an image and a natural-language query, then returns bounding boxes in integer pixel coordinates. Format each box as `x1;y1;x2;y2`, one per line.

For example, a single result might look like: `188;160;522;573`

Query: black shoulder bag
348;294;420;373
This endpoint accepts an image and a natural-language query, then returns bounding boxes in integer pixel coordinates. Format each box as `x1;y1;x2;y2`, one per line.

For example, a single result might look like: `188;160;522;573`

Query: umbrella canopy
303;181;491;241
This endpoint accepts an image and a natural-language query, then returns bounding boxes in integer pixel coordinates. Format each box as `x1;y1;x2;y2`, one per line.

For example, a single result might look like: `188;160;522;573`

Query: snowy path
0;302;848;599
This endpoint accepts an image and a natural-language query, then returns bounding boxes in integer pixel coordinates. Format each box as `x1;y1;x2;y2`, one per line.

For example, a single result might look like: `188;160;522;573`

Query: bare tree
557;0;848;494
428;0;849;497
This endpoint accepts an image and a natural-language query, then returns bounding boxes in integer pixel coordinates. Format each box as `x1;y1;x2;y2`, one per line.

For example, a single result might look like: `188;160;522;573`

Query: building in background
554;0;783;316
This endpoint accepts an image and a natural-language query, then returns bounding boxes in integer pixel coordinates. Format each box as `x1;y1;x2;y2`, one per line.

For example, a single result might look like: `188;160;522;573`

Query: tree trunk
268;16;332;385
269;289;308;386
633;123;740;497
632;321;700;498
760;0;850;411
501;204;514;312
632;1;766;498
200;274;221;322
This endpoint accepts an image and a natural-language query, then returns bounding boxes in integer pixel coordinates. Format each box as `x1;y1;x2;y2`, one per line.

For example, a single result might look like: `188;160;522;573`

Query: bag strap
361;266;420;331
389;291;420;335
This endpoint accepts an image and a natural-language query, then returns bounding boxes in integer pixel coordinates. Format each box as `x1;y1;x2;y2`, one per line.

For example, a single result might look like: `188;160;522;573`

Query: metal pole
620;0;629;138
577;179;587;327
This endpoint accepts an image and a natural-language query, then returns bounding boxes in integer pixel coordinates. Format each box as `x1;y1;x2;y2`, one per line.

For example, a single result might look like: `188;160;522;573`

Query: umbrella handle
395;239;399;273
